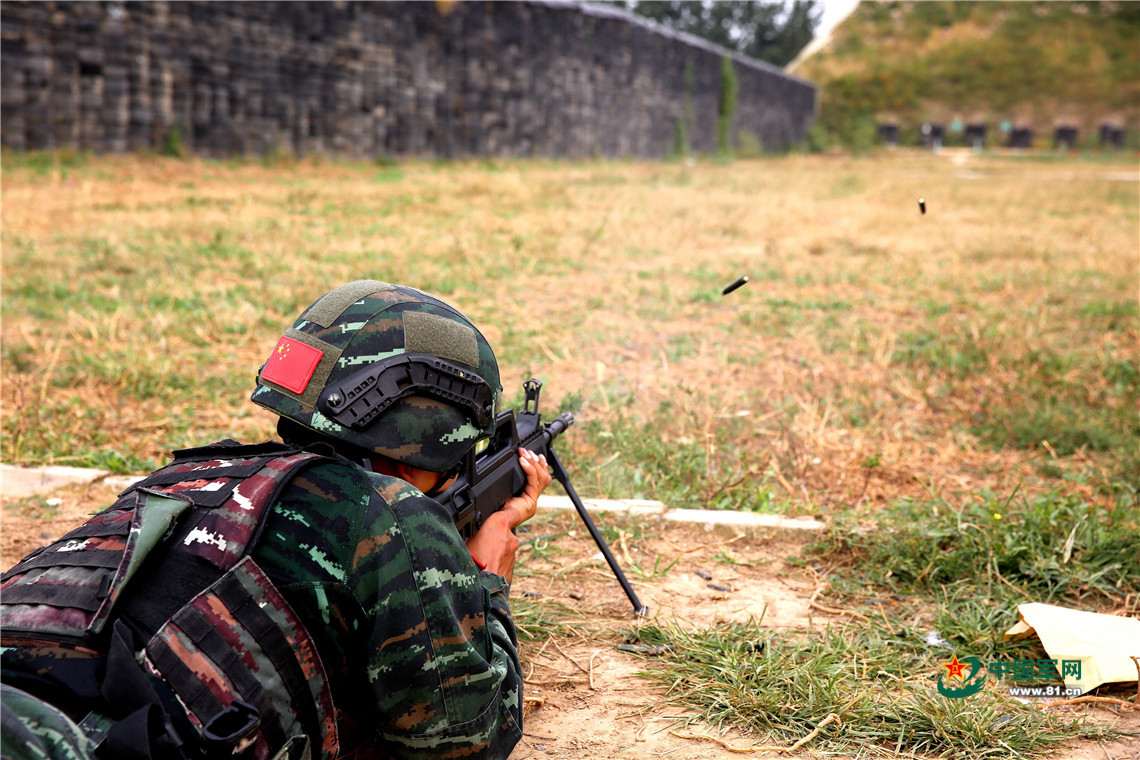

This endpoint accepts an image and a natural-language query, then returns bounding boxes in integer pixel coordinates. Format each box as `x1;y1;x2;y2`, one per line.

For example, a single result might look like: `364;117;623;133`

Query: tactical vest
1;441;341;760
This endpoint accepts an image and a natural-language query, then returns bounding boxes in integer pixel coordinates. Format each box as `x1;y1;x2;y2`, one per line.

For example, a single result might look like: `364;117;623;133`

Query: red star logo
942;655;967;680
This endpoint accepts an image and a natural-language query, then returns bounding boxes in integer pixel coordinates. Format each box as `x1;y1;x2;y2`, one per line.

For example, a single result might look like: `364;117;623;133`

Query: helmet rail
319;353;496;432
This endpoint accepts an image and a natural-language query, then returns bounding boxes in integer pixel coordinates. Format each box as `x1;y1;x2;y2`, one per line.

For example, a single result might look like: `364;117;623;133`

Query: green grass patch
510;594;592;642
968;347;1139;489
1080;298;1140;331
796;488;1139;694
888;300;1139;489
815;489;1140;606
621;489;1137;755
892;328;990;376
564;400;790;513
1;148;92;178
627;620;1114;758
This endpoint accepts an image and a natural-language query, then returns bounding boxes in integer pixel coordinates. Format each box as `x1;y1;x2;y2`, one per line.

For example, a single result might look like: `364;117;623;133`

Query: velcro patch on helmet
261;336;325;394
301;280;394;328
403;310;480;368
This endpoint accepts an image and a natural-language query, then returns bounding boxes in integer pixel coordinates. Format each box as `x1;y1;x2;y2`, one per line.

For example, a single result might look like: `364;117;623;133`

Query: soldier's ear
367;456;399;477
394;462;439;494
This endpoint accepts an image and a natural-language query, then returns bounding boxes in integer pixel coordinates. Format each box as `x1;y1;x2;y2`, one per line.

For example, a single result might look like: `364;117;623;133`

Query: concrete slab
1;464;111;500
102;476;143;492
663;507;826;538
536;495;826;539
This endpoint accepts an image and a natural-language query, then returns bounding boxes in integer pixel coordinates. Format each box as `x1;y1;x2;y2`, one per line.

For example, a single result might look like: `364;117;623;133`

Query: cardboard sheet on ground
1004;602;1140;694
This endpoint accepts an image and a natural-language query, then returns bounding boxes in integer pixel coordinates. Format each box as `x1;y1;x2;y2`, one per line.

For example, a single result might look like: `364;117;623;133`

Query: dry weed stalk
807;580;870;623
669;712;841;754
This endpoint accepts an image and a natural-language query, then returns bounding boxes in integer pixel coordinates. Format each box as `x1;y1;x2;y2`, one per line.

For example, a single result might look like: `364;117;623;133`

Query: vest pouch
142;556;339;760
1;490;192;648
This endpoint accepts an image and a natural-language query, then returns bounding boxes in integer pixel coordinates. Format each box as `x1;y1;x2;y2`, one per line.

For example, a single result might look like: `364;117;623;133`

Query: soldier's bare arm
465;448;551;583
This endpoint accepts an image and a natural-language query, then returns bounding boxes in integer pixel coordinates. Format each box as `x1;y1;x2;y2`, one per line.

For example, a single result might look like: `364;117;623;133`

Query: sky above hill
816;0;858;39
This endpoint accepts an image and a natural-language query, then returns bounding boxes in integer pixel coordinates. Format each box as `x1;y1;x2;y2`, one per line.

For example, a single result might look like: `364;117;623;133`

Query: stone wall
0;0;817;159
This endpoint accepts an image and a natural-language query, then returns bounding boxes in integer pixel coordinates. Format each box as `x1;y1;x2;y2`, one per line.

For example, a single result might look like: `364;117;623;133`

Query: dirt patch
511;515;1139;760
520;643;1140;760
512;520;827;760
1;478;127;567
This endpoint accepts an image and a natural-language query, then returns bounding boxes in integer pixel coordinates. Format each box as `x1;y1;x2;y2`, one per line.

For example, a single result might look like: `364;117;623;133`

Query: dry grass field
2;149;1138;758
2;150;1136;508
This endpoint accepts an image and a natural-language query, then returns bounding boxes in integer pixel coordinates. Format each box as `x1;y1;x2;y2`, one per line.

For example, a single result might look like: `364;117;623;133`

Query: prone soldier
1;280;551;760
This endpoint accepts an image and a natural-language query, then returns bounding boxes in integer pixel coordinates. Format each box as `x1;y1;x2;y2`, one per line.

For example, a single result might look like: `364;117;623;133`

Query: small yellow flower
993;513;1002;520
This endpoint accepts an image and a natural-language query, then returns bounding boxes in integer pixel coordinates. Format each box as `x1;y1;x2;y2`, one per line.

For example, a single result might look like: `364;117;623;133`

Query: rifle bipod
547;448;649;617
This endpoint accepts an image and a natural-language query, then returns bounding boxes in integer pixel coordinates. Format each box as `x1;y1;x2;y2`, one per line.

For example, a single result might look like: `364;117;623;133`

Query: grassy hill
793;1;1140;149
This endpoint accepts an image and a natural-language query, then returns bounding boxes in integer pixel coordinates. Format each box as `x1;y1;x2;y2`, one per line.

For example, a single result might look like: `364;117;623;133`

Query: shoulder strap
112;447;333;638
124;441;303;509
154;448;328;570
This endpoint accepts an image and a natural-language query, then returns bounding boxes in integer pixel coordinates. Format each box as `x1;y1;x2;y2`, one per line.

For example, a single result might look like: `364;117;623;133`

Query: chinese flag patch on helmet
262;336;324;394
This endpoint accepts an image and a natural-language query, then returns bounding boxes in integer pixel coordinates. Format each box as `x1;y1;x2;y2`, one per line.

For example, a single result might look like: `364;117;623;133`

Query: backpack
1;440;341;760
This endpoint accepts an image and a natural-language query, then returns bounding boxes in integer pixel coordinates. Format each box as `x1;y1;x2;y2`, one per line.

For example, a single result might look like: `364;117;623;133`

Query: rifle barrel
543;412;574;443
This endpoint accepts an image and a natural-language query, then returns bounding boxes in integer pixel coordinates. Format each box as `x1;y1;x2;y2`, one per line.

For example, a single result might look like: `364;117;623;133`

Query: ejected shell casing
722;276;749;295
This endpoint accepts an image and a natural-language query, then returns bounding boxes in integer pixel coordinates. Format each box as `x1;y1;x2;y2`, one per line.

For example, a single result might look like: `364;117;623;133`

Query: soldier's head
251;280;502;484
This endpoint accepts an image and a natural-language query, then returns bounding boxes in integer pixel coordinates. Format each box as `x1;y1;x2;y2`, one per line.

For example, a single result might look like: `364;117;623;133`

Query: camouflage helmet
251;280;502;472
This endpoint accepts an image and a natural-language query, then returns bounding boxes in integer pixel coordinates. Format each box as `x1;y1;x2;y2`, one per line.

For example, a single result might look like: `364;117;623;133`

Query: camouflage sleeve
0;683;97;760
350;473;523;760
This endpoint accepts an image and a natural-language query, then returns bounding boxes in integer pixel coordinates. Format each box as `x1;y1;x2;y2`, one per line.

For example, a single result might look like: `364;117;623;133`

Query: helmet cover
252;280;502;472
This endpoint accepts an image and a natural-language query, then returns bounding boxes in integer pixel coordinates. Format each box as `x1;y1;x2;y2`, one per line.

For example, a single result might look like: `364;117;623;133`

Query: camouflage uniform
251;459;523;758
0;684;96;760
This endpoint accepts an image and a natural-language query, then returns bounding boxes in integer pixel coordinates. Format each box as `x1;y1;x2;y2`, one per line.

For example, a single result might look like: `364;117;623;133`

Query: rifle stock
435;379;648;616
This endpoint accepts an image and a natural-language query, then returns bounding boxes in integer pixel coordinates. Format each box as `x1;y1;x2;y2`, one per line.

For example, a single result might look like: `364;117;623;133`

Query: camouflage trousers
0;684;96;760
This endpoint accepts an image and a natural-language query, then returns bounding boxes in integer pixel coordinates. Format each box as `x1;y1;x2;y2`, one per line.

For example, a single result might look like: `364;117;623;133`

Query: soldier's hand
501;448;550;529
466;449;551;583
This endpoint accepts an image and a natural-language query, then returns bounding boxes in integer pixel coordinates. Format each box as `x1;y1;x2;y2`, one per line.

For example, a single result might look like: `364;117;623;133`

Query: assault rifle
434;379;648;616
